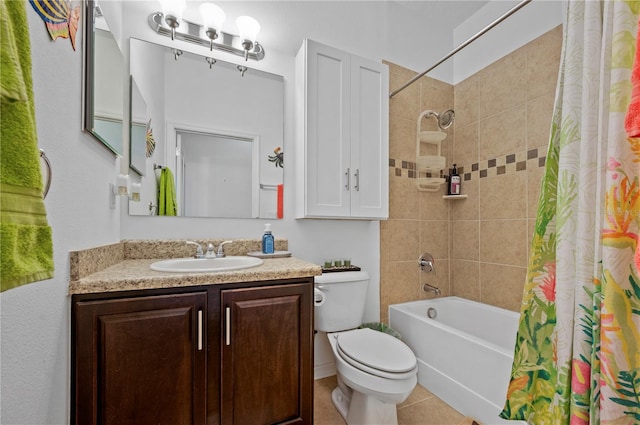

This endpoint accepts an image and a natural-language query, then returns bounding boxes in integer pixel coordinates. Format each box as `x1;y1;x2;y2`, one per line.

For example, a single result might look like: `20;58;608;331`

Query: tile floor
314;376;477;425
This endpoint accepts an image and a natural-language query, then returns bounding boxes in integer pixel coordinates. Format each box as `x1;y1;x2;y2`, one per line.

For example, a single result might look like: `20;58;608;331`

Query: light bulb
236;15;260;44
199;3;226;33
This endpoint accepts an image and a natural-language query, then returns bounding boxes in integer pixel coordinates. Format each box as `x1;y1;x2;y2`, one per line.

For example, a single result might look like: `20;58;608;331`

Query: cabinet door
350;55;389;219
73;292;207;425
304;39;351;217
221;283;313;425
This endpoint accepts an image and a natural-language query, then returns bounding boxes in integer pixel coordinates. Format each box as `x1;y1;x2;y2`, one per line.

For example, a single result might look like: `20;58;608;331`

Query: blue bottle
262;223;275;254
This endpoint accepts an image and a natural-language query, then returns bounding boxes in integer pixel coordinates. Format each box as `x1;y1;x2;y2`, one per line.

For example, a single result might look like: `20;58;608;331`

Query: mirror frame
82;0;122;155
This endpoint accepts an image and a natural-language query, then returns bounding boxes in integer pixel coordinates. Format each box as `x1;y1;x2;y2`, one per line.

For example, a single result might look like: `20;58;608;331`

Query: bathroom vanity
69;240;321;425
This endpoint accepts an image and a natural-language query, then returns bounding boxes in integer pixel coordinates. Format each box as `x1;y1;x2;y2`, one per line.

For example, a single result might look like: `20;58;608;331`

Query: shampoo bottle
449;164;461;195
262;223;275;254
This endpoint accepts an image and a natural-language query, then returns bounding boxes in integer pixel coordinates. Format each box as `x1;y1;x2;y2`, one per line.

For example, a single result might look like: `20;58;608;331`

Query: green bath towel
158;167;177;216
1;1;54;291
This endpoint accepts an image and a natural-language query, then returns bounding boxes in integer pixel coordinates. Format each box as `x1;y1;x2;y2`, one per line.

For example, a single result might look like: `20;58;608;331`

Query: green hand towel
1;1;54;291
158;168;177;216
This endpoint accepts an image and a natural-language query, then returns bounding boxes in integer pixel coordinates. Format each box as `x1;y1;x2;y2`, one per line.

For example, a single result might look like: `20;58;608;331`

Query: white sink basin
150;256;264;273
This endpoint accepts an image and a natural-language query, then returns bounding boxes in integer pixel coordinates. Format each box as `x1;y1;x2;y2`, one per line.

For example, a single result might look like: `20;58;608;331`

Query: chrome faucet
419;252;440;295
422;283;441;296
419;253;435;272
186;241;205;259
216;240;233;258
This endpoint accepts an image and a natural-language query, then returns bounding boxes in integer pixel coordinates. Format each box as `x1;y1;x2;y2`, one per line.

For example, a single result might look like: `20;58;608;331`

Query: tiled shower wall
380;26;562;322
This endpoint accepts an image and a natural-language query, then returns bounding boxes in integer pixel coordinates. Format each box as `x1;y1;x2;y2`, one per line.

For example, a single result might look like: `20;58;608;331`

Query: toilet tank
314;271;370;332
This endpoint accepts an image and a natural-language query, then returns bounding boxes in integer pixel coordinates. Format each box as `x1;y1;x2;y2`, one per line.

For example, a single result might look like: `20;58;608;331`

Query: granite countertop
69;257;322;295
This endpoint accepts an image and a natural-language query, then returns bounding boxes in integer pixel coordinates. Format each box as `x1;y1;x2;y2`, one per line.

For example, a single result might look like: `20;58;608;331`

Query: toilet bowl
314;272;418;425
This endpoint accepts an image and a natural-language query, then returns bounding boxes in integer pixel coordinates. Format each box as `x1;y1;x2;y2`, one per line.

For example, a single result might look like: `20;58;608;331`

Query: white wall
0;6;123;424
0;1;562;423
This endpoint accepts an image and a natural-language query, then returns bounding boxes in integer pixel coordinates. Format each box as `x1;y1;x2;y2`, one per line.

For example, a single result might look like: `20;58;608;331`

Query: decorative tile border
390;147;546;181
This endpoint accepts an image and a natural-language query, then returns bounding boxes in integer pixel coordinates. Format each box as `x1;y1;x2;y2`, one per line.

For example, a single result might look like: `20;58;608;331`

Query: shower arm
389;0;532;99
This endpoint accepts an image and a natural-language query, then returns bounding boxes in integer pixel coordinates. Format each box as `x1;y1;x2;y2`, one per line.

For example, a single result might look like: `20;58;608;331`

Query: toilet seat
335;328;417;380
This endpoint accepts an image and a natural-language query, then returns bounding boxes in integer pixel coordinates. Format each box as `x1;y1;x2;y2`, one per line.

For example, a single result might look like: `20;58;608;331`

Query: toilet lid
336;328;417;378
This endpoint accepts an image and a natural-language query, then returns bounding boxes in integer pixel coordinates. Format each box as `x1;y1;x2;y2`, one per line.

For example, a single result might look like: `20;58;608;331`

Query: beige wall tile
453;122;479;169
454;76;479;125
479;104;526;161
480;263;527;311
527;163;545;219
478;49;527;120
420;259;450;299
421;77;454;117
527;25;562;100
451;259;480;302
451;220;479;261
388;219;420;262
380;226;390;265
450;180;478;220
419;189;449;221
420;220;449;260
389;173;420;219
386;261;421;306
479;172;527;219
480;219;528;266
390;71;420;121
527;93;555;150
381;28;561;315
390;115;417;161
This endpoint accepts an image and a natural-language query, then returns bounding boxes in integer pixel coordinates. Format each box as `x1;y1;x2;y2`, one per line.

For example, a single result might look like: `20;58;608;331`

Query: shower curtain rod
389;0;532;98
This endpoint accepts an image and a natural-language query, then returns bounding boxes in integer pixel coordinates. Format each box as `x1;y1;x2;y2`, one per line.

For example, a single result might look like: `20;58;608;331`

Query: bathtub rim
388;296;519;358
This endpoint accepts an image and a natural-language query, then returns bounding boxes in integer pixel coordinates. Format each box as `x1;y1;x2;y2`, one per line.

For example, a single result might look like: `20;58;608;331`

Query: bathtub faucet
419;253;434;272
422;282;441;296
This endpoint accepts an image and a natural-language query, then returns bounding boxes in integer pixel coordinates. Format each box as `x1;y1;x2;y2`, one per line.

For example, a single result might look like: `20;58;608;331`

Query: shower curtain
501;1;640;424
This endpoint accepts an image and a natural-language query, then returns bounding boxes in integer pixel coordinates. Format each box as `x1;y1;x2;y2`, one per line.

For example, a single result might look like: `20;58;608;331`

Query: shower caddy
415;110;447;192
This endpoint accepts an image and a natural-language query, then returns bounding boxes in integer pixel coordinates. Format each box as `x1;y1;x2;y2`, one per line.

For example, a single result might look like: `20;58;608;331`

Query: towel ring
40;149;52;199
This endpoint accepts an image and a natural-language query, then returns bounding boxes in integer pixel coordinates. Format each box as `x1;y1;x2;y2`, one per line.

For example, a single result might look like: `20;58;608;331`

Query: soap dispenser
262;223;275;254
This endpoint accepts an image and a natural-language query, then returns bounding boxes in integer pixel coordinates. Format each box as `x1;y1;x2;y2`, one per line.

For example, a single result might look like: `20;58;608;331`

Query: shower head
422;109;455;130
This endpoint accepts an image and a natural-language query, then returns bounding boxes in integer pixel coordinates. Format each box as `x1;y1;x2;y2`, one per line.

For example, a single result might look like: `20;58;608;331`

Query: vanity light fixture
236;16;260;61
158;0;186;40
199;2;226;50
148;3;265;61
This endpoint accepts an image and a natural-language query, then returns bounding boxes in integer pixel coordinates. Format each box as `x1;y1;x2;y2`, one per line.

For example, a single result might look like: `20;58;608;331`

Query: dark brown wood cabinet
72;278;314;425
221;283;313;425
73;292;208;425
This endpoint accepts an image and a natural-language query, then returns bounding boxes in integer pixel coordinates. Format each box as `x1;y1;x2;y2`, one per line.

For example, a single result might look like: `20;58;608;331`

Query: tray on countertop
246;251;292;259
321;266;361;273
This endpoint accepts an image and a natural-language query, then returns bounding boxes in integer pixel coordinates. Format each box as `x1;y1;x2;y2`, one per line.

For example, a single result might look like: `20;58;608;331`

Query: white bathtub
388;297;526;425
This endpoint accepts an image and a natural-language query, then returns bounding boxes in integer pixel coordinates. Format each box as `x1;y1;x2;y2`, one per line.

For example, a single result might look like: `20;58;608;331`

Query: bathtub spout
422;283;441;295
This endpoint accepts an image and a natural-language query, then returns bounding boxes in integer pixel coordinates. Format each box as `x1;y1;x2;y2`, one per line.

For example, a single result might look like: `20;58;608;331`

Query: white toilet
314;271;418;425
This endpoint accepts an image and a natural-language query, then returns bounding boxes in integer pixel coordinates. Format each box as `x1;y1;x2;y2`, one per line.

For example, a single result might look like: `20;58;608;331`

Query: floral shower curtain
500;1;640;424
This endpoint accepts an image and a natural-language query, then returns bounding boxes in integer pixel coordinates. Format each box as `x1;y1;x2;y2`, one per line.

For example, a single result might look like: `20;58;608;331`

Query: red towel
624;17;640;138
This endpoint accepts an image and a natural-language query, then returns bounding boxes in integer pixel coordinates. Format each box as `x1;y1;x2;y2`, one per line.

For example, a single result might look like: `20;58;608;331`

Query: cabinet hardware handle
354;169;360;191
225;307;231;346
197;309;203;351
345;168;350;191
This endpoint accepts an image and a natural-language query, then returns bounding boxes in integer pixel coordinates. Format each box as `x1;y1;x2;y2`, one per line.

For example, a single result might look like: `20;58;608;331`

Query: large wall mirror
83;0;124;155
127;38;284;219
83;0;285;219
